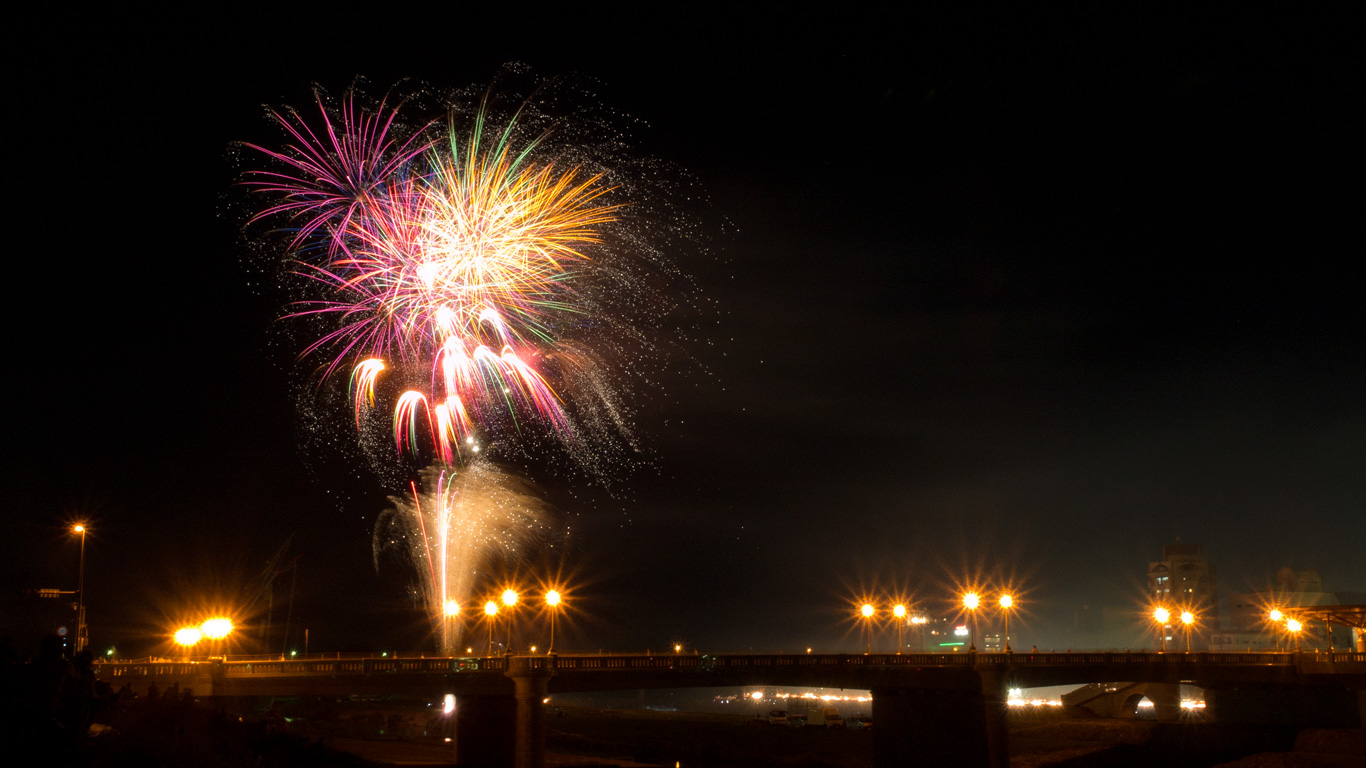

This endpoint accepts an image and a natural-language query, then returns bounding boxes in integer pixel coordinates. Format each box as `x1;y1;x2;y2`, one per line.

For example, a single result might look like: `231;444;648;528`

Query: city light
893;604;907;653
859;603;875;654
484;601;499;616
502;589;519;607
175;627;202;647
1180;610;1195;652
444;600;460;616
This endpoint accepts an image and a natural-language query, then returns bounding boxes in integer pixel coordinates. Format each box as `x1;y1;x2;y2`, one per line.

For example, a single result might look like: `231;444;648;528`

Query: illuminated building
1147;539;1217;606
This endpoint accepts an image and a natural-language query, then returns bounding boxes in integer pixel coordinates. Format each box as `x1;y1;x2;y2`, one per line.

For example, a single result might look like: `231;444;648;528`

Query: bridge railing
98;650;1363;682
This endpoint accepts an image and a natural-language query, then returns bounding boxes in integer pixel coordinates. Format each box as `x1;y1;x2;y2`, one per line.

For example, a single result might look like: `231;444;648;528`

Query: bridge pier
1145;682;1182;722
507;656;554;768
871;669;1008;768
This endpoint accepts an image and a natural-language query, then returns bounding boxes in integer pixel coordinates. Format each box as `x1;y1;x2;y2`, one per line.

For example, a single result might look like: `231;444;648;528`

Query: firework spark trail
373;461;549;653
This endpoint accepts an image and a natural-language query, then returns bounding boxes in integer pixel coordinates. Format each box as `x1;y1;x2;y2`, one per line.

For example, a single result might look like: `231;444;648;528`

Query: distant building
1213;567;1356;651
1147;539;1217;610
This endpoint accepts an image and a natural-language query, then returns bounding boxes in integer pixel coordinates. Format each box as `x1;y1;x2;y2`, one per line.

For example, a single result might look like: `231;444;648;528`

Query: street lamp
545;591;561;653
73;524;88;653
963;592;980;652
860;604;875;654
1286;618;1303;652
1180;611;1195;653
201;617;234;658
999;595;1014;652
893;604;907;654
443;601;460;656
1268;609;1285;650
1153;607;1170;652
483;601;499;655
174;626;202;658
502;589;519;653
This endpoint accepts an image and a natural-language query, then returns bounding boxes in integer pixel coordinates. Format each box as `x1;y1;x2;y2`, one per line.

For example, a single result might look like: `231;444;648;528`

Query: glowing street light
175;627;203;648
860;604;875;654
1153;607;1170;652
893;604;907;654
999;595;1014;652
502;589;519;653
72;524;88;653
443;601;460;657
1180;611;1195;653
1286;618;1303;651
963;593;980;652
201;617;234;640
484;600;499;655
545;590;562;653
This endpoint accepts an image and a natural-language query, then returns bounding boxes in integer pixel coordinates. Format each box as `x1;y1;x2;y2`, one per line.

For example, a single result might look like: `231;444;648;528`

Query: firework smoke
373;460;550;653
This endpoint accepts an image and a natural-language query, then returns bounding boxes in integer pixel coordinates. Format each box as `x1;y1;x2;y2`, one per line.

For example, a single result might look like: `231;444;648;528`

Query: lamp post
201;617;234;658
860;604;875;654
1268;609;1285;650
1286;618;1303;652
484;601;499;655
893;605;907;654
175;626;202;660
1180;611;1194;653
963;592;980;652
73;525;88;653
501;589;519;653
999;595;1014;652
545;591;561;654
1153;607;1170;652
443;601;460;656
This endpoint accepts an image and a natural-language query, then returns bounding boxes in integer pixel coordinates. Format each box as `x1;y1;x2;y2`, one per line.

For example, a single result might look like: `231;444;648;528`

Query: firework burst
246;88;632;466
244;78;697;653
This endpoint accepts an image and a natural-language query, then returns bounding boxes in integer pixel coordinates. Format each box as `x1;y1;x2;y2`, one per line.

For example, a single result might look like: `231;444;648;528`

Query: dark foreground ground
25;697;1366;767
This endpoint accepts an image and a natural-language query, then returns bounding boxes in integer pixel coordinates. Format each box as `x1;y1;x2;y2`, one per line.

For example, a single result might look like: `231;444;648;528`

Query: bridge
100;651;1366;768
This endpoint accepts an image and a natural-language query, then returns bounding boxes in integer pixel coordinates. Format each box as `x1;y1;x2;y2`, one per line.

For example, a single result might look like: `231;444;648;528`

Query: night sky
6;8;1362;658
